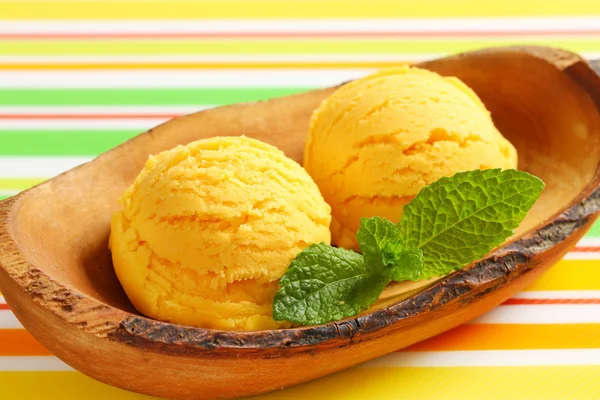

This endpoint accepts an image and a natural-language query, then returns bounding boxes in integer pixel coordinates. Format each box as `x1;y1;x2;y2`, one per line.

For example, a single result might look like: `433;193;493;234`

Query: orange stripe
406;324;600;351
571;246;600;252
3;324;600;356
503;298;600;305
0;62;412;70
0;304;9;311
3;31;600;39
0;330;51;356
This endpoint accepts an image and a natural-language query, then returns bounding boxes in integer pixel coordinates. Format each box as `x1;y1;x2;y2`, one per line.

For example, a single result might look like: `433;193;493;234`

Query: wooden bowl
1;46;600;400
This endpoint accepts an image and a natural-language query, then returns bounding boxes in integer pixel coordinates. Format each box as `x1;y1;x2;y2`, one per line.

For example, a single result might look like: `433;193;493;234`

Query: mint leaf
273;243;390;325
398;169;544;279
384;249;424;281
356;216;403;270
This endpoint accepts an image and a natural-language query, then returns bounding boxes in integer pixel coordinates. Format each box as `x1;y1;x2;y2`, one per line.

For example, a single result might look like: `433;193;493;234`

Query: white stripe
0;310;22;329
0;157;93;178
473;305;600;324
513;290;600;299
0;119;165;130
576;237;600;247
0;296;5;304
0;69;373;88
564;252;600;260
366;349;600;368
0;356;72;372
2;18;600;34
0;106;213;115
0;190;18;198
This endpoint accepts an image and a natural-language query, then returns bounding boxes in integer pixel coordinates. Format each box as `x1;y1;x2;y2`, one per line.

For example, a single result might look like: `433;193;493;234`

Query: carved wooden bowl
1;46;600;400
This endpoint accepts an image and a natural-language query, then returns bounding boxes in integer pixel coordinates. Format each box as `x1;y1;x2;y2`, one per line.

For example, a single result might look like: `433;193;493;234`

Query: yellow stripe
262;366;600;400
525;259;600;291
0;178;44;191
1;367;600;400
1;38;599;55
0;1;598;19
0;372;150;399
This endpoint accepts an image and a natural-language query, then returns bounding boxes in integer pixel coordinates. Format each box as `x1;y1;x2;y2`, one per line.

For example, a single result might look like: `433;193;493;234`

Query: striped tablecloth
1;1;600;399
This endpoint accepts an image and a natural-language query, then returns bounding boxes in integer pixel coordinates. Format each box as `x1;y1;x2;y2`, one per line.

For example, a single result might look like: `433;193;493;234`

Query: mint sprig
273;169;544;325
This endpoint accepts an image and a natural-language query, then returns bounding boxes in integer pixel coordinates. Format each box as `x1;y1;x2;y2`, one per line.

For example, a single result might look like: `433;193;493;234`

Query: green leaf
398;169;544;279
273;243;390;325
384;249;425;281
356;216;403;271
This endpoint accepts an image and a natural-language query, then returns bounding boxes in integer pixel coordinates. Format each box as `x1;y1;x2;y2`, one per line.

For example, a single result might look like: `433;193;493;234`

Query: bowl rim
1;45;600;354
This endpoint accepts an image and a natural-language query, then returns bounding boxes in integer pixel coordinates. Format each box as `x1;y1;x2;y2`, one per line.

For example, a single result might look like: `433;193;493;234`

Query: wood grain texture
1;46;600;400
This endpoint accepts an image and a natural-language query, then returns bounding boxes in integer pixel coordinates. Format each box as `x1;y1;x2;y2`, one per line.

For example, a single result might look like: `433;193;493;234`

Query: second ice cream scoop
304;66;518;251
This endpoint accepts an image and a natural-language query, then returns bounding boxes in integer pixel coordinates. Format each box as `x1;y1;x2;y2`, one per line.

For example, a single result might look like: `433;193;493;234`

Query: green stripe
0;194;8;200
1;88;309;106
587;220;600;238
0;130;139;155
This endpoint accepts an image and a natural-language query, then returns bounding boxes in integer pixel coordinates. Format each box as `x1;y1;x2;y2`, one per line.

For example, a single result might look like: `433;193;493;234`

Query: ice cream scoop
304;66;518;250
109;136;331;331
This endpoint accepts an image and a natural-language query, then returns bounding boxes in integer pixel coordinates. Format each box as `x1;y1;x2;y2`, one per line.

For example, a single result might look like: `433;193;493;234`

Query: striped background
2;1;600;399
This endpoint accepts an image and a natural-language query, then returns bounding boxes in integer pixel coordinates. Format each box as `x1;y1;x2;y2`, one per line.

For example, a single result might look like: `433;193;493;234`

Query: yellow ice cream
304;66;518;250
110;136;331;331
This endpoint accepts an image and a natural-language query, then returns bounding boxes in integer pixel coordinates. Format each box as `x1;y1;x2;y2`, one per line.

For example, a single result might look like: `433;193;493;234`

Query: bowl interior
7;50;600;315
